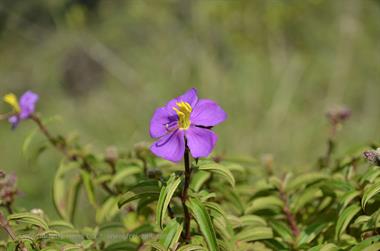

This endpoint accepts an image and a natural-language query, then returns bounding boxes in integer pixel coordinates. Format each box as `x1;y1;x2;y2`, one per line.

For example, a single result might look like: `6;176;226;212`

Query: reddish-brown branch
279;180;300;238
0;211;16;240
0;211;27;251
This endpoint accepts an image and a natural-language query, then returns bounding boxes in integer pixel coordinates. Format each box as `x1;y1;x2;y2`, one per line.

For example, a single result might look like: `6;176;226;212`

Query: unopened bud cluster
363;148;380;166
326;106;351;126
0;170;18;205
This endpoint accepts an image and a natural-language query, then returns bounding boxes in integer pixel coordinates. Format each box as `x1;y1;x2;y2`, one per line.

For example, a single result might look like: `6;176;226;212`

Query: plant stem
30;114;118;196
181;148;192;242
30;114;67;156
0;211;16;240
279;179;299;238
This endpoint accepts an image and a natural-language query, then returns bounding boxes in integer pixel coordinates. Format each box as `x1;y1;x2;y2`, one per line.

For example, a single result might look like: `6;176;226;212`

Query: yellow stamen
3;93;20;113
173;101;192;130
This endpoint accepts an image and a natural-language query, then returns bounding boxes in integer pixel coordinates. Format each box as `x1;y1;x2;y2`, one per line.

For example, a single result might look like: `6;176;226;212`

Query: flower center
173;101;192;130
3;93;20;113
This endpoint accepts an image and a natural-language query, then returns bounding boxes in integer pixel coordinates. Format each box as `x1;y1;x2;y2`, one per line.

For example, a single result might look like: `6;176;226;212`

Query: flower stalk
30;114;118;196
181;147;192;242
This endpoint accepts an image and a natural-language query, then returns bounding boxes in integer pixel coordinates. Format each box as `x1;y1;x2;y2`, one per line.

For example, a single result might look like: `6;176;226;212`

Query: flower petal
151;130;185;162
19;91;39;119
186;126;217;158
165;88;198;114
150;107;178;138
190;99;227;127
178;88;198;107
8;115;20;129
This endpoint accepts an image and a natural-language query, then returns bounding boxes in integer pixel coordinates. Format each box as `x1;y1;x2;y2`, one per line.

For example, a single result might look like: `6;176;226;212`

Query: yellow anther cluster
3;93;20;113
173;101;192;130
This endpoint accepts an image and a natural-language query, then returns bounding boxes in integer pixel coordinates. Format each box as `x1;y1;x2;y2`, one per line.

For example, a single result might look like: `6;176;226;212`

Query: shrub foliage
0;113;379;251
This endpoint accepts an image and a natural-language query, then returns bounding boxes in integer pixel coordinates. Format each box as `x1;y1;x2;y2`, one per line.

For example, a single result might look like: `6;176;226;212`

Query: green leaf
198;162;235;187
110;165;142;186
339;190;360;212
130;224;155;235
188;198;219;251
177;244;207;251
159;219;183;249
190;171;211;192
335;203;361;240
213;216;234;241
297;221;330;246
59;245;82;251
48;220;75;229
291;187;323;213
6;241;16;251
104;241;139;251
81;240;94;249
228;215;267;229
156;175;181;229
235;226;273;242
351;236;380;251
204;202;227;219
322;179;354;192
96;197;120;224
362;181;380;210
360;166;380;184
262;239;289;250
22;127;38;156
81;171;97;208
269;220;293;243
118;180;160;208
308;243;338;251
285;172;327;193
53;160;82;222
245;196;284;214
148;242;166;251
8;212;49;230
222;162;246;173
220;190;244;215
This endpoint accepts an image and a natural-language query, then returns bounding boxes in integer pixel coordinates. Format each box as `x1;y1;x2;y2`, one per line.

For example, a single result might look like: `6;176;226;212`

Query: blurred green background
0;0;380;216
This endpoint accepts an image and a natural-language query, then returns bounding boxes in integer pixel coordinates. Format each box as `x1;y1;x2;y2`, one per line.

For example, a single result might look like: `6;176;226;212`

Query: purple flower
150;88;227;162
3;91;39;129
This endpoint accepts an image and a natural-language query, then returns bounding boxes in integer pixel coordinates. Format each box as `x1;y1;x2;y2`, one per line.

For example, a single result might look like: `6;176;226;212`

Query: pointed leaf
235;226;273;242
198;162;235;187
245;196;284;214
188;198;218;251
156;175;181;228
8;213;49;230
177;244;207;251
286;172;327;192
362;181;380;210
335;203;361;240
190;171;211;192
118;180;160;208
159;219;183;249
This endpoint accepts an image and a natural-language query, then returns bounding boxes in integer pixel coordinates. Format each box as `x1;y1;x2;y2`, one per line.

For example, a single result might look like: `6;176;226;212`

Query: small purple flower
4;91;39;129
150;88;227;162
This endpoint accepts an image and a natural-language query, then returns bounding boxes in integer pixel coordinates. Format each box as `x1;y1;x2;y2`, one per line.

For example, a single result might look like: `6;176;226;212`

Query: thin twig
30;114;118;196
0;211;16;240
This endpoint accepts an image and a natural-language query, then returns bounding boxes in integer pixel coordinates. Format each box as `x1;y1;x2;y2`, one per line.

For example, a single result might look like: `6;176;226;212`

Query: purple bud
326;106;352;125
363;148;380;166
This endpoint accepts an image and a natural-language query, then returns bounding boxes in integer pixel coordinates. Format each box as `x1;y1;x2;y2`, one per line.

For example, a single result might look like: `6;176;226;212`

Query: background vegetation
0;0;380;223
